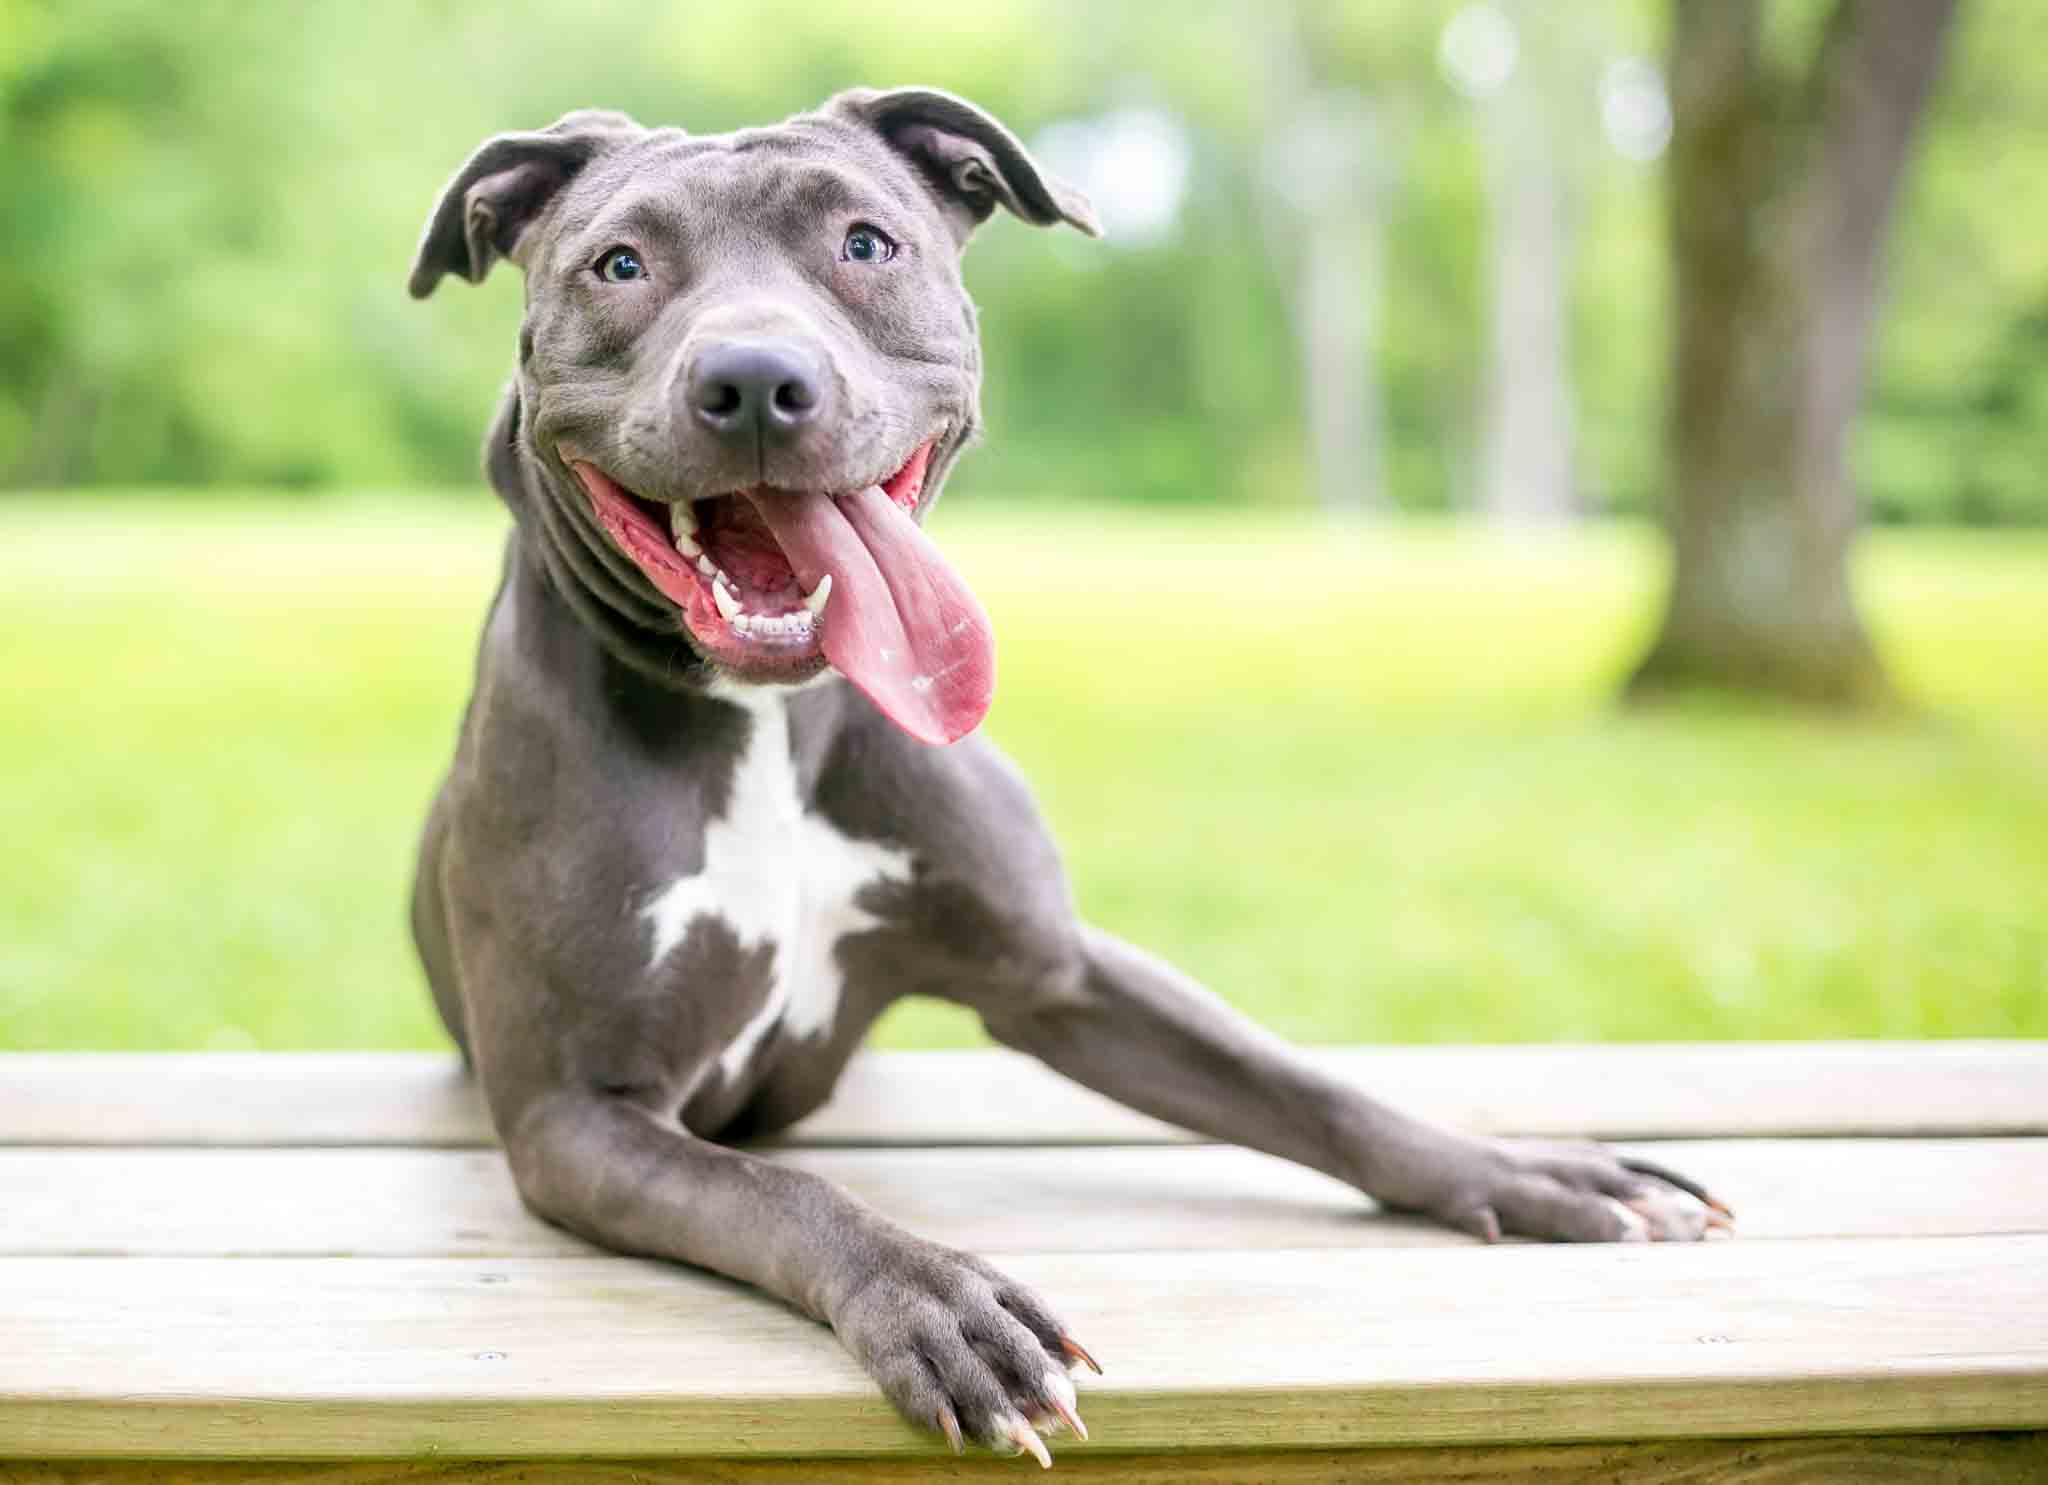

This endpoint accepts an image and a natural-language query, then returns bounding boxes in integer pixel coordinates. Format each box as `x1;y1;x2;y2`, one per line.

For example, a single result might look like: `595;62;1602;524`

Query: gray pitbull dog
408;88;1729;1464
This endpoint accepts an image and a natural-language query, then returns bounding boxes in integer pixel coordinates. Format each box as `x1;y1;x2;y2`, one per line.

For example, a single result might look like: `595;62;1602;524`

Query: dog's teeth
725;609;815;642
669;503;701;557
712;581;743;622
802;574;833;617
695;555;718;581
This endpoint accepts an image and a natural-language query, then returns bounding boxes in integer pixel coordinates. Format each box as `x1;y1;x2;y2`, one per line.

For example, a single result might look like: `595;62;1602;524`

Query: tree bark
1628;0;1958;704
1479;2;1580;526
1250;1;1388;515
1296;202;1386;516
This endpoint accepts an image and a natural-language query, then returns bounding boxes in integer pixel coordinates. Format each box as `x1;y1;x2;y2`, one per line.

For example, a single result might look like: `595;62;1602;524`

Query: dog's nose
686;340;828;445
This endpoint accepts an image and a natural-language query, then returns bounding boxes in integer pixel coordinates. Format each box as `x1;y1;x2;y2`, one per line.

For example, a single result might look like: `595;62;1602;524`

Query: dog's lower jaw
569;459;840;684
516;482;716;687
568;437;995;744
492;449;762;695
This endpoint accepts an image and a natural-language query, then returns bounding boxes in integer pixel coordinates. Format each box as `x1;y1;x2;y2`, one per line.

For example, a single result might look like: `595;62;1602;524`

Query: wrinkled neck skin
481;381;975;699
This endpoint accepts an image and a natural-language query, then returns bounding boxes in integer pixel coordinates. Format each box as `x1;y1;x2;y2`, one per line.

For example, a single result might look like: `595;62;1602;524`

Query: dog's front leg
981;926;1730;1244
498;1089;1094;1458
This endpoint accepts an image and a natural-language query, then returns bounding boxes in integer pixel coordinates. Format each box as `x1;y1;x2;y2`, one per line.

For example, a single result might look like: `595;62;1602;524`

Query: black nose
686;340;828;445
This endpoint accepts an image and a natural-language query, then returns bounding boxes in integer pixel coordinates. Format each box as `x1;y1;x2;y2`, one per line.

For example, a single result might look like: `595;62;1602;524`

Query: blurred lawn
3;492;2043;1054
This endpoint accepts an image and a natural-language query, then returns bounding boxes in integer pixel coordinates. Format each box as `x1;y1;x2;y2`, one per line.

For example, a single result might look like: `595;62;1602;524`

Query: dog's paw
835;1239;1097;1464
1422;1139;1735;1244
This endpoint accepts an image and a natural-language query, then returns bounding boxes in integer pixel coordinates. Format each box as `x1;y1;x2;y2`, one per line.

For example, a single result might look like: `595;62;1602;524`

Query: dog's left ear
835;87;1101;243
409;109;642;299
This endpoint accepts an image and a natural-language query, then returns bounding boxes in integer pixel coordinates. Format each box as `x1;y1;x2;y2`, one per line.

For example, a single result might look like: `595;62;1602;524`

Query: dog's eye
595;248;646;284
841;226;896;265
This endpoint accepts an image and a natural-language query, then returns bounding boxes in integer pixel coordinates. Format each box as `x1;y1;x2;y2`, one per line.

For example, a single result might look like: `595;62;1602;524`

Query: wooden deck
3;1044;2044;1481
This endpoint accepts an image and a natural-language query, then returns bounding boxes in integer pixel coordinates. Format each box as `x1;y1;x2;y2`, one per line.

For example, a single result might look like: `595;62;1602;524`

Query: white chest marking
641;690;913;1083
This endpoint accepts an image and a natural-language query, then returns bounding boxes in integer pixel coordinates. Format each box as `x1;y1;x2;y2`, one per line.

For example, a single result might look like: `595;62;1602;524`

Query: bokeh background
3;0;2042;1053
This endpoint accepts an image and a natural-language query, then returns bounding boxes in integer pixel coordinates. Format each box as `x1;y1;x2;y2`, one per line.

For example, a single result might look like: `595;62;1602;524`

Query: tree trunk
1479;1;1580;526
1481;85;1576;524
1250;1;1388;515
1296;205;1385;516
1628;0;1958;704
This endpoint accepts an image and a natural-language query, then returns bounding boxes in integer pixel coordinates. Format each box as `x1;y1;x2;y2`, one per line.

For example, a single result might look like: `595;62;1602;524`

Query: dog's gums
569;436;997;746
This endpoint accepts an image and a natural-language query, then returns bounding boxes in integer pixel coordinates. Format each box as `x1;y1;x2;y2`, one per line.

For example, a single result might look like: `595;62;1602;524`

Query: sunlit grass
3;492;2043;1053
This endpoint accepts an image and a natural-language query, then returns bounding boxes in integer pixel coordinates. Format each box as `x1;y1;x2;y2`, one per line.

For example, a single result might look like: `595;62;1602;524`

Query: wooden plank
4;1139;2045;1258
0;1054;483;1147
1;1236;2043;1458
6;1433;2044;1482
3;1043;2043;1148
801;1042;2048;1143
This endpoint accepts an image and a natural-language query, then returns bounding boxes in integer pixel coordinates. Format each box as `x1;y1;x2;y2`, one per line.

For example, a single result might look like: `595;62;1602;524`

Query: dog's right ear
408;110;641;299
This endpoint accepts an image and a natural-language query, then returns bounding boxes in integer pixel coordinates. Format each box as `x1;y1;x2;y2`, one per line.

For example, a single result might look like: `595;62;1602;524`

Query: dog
406;88;1728;1465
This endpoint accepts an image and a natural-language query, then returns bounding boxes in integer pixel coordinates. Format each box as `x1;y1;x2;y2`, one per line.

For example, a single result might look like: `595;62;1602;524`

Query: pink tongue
745;485;993;745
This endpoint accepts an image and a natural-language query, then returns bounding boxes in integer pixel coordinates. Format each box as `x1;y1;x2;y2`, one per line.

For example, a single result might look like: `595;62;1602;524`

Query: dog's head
410;90;1098;744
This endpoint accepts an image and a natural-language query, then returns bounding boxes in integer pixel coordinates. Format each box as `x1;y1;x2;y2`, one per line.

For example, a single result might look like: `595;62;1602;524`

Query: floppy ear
408;109;642;299
834;87;1101;242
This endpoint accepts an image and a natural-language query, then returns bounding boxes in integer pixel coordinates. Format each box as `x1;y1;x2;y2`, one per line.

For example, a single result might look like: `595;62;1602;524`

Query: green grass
3;492;2044;1053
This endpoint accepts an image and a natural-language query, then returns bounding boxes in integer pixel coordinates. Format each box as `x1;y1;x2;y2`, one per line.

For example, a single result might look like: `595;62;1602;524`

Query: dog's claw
1041;1368;1088;1440
1043;1395;1087;1441
1619;1175;1740;1242
1005;1414;1053;1468
1058;1333;1102;1376
1621;1155;1733;1221
937;1404;964;1455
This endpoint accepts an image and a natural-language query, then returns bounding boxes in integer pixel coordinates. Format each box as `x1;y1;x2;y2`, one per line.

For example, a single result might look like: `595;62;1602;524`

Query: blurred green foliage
1;0;2044;520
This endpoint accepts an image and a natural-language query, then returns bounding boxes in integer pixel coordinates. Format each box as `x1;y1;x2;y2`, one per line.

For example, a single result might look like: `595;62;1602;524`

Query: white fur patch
641;687;912;1084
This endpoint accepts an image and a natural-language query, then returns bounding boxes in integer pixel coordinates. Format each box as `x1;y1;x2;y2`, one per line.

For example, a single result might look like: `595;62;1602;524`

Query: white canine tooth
712;581;743;622
803;574;833;617
668;503;701;557
695;555;719;581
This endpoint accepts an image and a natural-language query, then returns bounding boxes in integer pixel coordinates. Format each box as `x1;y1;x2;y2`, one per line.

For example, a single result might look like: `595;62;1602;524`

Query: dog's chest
640;692;911;1084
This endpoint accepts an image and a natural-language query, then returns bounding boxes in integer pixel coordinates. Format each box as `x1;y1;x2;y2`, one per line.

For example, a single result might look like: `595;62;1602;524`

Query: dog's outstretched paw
837;1238;1095;1464
1427;1138;1735;1244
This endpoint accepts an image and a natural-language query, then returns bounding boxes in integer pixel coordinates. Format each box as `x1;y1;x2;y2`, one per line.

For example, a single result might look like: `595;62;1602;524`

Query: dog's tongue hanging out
746;483;993;745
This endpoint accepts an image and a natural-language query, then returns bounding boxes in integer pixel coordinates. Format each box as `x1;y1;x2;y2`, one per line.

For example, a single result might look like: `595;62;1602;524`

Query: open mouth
568;436;994;745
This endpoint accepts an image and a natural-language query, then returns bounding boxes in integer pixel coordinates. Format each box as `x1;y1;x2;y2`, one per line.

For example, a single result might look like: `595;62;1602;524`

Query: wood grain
4;1138;2044;1257
4;1043;2043;1148
4;1433;2044;1481
2;1237;2043;1458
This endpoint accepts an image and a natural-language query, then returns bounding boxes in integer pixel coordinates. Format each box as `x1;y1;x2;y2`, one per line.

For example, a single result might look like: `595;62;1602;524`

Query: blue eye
841;226;896;264
596;248;645;283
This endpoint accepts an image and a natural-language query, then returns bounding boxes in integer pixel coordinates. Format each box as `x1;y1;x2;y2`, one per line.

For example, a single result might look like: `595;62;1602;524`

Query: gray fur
408;87;1721;1460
